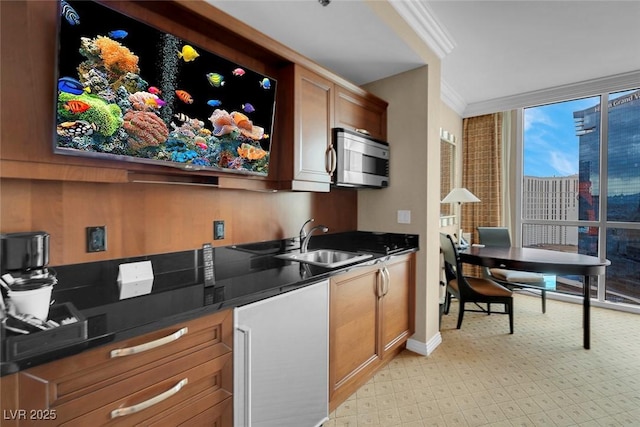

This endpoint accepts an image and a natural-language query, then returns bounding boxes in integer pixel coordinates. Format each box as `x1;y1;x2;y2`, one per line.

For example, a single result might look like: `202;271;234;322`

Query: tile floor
324;293;640;426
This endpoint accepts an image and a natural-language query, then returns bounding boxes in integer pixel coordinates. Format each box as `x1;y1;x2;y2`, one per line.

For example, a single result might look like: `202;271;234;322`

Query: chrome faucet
299;218;329;253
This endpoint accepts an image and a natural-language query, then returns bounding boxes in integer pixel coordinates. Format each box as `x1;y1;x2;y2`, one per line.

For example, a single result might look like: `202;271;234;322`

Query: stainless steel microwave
332;128;390;188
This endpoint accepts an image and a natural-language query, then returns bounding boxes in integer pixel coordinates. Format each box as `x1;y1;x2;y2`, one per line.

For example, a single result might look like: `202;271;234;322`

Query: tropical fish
259;78;271;90
60;0;80;26
63;100;91;114
108;30;128;39
232;68;245;77
174;113;190;122
58;77;84;95
178;45;199;62
145;98;165;108
196;141;208;150
56;120;96;137
207;99;222;107
148;86;162;95
83;86;91;93
242;103;255;113
206;73;225;88
175;90;193;104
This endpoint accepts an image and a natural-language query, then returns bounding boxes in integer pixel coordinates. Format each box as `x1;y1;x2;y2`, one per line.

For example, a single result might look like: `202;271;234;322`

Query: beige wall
361;1;465;354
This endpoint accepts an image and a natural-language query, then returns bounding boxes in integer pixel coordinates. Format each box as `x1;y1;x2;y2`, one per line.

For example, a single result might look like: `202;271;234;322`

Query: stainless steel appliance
333;127;390;188
0;231;56;291
234;280;329;427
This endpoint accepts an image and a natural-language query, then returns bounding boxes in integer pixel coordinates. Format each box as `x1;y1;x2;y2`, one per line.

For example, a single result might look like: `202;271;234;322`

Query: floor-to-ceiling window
520;89;640;307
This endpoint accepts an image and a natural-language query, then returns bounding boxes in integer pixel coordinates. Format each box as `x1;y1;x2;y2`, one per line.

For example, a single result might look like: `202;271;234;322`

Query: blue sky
523;96;599;177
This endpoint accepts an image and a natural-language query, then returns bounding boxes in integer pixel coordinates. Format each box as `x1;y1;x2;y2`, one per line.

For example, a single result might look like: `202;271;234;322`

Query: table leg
584;275;591;349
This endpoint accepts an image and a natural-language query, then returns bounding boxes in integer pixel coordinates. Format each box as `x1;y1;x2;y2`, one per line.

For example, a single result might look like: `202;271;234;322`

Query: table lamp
441;187;480;248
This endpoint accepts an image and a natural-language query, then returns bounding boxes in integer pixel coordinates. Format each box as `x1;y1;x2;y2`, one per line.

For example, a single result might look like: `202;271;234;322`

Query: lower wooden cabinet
329;253;415;411
5;309;232;426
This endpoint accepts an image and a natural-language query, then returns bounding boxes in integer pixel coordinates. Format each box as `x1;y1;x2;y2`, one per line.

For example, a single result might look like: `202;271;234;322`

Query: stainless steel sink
276;249;373;268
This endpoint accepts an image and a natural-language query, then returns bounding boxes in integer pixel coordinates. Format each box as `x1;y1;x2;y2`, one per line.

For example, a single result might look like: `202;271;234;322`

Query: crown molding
441;79;467;116
463;70;640;118
389;0;455;60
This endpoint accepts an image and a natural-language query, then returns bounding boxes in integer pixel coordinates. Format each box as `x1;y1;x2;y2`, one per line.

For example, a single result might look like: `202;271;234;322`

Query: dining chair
477;226;548;313
440;233;514;334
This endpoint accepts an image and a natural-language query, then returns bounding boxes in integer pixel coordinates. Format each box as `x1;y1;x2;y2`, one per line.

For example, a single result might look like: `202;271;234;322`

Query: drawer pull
110;378;188;418
110;327;188;358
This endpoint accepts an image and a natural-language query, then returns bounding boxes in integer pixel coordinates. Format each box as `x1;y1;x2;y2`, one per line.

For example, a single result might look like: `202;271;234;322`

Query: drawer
19;309;232;423
60;351;232;426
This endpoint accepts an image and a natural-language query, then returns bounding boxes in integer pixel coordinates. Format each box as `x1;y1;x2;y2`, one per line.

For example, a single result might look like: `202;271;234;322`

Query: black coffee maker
0;232;56;291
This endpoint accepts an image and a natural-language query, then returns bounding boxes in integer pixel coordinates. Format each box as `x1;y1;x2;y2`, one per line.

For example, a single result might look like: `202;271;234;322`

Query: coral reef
208;109;264;140
122;111;168;152
129;91;162;111
58;92;123;136
93;36;139;76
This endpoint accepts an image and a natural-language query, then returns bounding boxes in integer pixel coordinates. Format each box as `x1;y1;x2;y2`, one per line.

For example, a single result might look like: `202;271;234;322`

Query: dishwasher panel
234;280;329;427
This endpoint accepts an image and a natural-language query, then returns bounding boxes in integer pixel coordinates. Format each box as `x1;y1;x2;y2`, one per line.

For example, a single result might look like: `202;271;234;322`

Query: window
521;89;640;306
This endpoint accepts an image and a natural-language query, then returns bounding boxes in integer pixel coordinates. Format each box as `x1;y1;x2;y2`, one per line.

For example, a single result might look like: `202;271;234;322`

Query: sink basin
276;249;373;268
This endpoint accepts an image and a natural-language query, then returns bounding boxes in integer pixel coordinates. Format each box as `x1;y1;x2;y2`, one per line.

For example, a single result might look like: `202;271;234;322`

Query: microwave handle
325;145;337;174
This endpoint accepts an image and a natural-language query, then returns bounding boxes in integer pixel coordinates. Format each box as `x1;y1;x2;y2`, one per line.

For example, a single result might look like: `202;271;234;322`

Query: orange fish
63;100;91;114
175;90;193;104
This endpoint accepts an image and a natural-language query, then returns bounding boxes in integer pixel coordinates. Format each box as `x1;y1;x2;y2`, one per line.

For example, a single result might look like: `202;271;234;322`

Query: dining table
459;245;611;349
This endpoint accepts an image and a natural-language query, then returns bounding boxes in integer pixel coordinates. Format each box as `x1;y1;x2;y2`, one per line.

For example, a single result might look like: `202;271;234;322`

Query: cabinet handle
110;327;188;358
110;378;188;418
325;145;337;174
382;267;390;296
376;268;384;298
237;325;252;426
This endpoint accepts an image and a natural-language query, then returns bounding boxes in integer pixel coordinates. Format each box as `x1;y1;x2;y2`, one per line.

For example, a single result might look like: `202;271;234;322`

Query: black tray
2;302;87;361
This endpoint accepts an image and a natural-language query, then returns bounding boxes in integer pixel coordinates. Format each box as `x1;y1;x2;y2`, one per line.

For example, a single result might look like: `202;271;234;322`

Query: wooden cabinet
276;65;388;192
8;309;232;426
329;253;415;411
334;85;388;141
277;64;335;192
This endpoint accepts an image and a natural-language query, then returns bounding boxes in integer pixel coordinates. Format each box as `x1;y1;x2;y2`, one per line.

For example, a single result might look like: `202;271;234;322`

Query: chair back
440;233;477;299
477;227;511;247
440;233;460;284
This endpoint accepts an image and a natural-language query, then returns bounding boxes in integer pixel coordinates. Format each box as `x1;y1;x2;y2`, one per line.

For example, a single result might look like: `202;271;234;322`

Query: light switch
397;210;411;224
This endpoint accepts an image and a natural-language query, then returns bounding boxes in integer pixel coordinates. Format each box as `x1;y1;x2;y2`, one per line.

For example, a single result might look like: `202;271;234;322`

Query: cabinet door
329;266;381;409
381;253;416;357
335;85;387;141
293;66;335;187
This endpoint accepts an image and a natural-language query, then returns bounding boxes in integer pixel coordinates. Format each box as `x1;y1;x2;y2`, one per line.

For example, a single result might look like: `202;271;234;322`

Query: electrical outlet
86;226;107;252
214;220;225;240
397;210;411;224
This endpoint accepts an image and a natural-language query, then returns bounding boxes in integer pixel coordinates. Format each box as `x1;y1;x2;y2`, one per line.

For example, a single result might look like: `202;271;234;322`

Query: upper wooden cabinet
335;85;388;141
275;65;389;192
276;65;335;192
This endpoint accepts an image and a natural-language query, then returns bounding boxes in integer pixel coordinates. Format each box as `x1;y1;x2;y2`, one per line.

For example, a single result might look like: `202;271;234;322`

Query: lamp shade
441;188;481;204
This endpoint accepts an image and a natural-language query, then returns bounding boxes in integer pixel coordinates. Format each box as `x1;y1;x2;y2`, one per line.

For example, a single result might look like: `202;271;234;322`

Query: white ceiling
208;1;640;116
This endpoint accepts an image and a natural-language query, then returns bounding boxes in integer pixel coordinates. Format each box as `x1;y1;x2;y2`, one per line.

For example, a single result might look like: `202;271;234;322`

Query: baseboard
406;332;442;356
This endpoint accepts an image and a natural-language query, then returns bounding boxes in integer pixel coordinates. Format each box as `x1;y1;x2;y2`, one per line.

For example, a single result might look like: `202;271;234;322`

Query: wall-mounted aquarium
54;0;277;176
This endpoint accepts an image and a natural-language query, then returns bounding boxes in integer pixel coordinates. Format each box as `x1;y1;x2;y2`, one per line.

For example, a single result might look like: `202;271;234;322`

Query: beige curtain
462;113;503;248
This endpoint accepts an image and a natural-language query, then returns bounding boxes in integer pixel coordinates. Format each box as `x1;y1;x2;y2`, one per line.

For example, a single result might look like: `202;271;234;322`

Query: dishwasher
234;279;329;427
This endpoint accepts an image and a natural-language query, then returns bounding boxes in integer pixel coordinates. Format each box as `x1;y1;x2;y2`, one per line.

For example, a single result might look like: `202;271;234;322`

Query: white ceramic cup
8;285;53;321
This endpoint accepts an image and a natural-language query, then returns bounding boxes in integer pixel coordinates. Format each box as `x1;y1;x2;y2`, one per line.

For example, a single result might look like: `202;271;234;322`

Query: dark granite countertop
1;231;418;376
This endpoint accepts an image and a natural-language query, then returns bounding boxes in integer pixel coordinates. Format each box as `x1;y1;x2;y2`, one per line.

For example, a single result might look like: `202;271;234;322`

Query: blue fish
58;76;84;95
108;30;128;39
259;78;271;90
60;0;80;26
207;99;222;107
242;103;255;113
